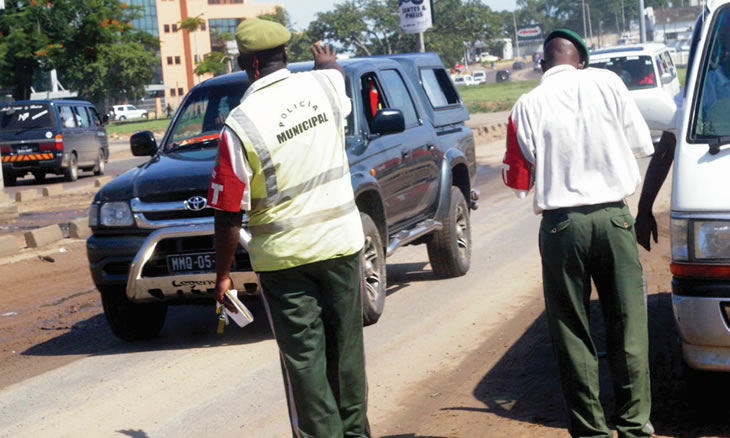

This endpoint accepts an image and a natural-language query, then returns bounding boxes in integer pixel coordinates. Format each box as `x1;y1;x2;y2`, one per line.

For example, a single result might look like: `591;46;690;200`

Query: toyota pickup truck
87;52;479;341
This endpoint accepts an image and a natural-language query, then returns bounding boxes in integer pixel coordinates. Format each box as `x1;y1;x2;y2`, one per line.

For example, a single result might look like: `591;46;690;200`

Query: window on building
172;23;178;32
164;24;170;33
167;56;173;65
178;87;184;96
200;21;206;30
171;88;177;97
175;56;181;64
194;54;199;63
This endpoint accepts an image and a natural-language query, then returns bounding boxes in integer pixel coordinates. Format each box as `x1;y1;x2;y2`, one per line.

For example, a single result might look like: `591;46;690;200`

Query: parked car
111;104;148;121
453;75;478;86
471;71;487;84
87;52;479;341
590;43;680;143
512;60;526;70
480;53;498;63
669;1;730;376
496;70;511;82
0;99;109;185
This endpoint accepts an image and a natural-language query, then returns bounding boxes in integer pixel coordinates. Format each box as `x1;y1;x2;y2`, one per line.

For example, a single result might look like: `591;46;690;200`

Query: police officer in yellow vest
207;18;370;438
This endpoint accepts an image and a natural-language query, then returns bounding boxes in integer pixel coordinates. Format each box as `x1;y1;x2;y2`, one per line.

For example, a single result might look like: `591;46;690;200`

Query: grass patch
677;67;687;86
457;79;540;113
105;118;171;136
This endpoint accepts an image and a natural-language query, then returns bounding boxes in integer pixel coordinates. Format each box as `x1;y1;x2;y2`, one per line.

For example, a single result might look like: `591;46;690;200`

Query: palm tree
178;15;206;80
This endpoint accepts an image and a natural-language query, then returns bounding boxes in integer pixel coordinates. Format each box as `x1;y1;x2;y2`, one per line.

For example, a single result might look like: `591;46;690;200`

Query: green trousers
538;202;653;438
258;251;370;438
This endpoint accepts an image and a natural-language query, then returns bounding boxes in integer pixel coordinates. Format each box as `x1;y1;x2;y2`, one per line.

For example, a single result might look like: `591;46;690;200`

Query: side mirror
131;130;158;157
102;114;110;125
370;109;405;137
661;72;673;85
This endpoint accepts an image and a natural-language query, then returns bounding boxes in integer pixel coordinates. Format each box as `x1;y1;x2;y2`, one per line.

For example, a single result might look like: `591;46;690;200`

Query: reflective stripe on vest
229;108;279;198
248;200;357;235
250;164;348;210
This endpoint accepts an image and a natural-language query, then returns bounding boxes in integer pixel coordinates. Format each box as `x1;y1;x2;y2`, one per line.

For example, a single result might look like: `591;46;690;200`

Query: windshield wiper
708;136;730;155
168;136;218;152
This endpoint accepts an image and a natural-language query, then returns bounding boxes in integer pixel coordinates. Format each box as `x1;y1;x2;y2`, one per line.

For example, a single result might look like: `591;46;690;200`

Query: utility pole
513;10;520;59
621;0;626;32
587;3;594;45
639;0;647;42
417;32;425;52
581;0;588;38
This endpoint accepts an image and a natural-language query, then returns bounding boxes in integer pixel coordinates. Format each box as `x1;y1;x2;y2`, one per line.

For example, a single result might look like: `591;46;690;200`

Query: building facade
130;0;278;108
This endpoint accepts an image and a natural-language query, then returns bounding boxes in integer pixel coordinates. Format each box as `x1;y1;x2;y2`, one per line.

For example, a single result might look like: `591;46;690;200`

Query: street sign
399;0;434;34
517;24;545;43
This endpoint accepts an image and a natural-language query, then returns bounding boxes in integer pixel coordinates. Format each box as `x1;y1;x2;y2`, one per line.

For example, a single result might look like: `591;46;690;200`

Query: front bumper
126;223;257;303
672;277;730;371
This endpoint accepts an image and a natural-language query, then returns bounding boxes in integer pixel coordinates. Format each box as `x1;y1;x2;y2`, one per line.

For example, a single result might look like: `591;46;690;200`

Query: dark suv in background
87;53;479;341
0;99;109;185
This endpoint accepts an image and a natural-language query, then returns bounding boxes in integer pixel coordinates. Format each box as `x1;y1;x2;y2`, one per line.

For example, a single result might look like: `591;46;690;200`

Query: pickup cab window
420;68;459;108
360;73;387;131
380;69;419;128
165;85;245;151
691;6;730;139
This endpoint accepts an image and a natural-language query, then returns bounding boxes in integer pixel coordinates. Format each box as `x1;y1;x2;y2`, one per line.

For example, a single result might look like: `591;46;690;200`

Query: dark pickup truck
87;52;479;341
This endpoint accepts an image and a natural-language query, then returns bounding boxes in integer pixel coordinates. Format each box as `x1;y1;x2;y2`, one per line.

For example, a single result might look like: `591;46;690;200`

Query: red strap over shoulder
502;114;532;191
208;129;246;212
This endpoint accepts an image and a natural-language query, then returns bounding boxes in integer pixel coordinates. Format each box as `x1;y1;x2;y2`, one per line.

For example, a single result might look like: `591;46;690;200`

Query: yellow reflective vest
226;68;364;272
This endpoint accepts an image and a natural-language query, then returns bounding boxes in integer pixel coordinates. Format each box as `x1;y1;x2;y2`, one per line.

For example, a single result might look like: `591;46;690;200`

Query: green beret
544;29;589;66
235;17;291;54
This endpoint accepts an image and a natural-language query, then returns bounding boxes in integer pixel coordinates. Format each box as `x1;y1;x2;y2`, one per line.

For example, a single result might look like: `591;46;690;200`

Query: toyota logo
185;196;208;211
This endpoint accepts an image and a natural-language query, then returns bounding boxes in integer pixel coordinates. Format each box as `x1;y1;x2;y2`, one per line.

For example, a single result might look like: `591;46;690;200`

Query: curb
24;224;64;248
0;235;17;257
471;122;508;144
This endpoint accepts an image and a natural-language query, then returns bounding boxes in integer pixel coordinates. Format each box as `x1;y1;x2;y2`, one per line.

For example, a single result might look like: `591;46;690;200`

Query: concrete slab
42;185;63;197
68;218;91;239
24;224;64;248
16;189;39;202
0;203;18;220
94;176;113;187
0;192;10;203
0;235;17;257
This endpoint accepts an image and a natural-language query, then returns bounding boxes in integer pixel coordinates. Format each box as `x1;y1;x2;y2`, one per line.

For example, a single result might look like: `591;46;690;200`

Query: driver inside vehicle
701;21;730;129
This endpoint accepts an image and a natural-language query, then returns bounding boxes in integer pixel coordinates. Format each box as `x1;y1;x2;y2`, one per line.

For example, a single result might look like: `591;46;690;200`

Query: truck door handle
426;144;435;151
401;150;410;159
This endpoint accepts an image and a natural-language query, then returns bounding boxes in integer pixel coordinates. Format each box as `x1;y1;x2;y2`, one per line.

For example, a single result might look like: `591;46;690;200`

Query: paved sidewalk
467;111;509;128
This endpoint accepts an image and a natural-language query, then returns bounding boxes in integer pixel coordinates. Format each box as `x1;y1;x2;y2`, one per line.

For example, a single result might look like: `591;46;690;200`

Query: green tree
194;51;229;76
0;0;157;101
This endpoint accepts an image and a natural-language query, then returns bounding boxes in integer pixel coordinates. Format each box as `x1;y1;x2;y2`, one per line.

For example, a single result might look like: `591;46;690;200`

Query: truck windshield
691;6;730;141
0;104;53;131
164;84;247;152
590;56;657;90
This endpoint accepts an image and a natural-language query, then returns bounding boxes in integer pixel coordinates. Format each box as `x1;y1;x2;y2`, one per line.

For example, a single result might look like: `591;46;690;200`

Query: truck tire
64;153;78;182
360;212;386;326
100;286;168;341
427;186;472;278
3;172;16;187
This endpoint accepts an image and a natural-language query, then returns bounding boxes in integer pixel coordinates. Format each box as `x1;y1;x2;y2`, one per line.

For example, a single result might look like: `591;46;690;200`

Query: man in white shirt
503;29;655;438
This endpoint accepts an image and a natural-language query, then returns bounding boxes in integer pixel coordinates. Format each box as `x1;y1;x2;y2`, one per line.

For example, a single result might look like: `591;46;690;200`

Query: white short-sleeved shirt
507;65;654;214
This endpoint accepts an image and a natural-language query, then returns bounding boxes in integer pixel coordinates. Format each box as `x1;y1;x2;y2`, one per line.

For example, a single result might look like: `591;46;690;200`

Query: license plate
17;147;33;154
167;252;216;273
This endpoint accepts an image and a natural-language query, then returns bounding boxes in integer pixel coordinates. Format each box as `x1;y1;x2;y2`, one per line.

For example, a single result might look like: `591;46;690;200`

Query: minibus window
691;6;730;140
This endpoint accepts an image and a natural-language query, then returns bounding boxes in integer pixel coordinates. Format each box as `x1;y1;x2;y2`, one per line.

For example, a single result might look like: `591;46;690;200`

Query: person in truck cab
502;29;655;438
207;18;370;438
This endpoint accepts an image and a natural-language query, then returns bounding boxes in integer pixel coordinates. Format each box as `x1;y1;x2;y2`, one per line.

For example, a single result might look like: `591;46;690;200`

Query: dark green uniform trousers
538;202;653;438
258;251;370;438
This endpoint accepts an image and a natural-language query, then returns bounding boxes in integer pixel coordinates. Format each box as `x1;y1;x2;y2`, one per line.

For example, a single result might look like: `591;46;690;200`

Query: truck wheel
3;172;16;187
100;286;168;341
427;186;471;278
93;149;106;176
360;212;386;326
33;171;46;183
64;153;78;182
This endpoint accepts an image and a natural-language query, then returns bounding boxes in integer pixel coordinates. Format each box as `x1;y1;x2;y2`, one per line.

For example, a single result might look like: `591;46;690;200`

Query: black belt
543;201;626;218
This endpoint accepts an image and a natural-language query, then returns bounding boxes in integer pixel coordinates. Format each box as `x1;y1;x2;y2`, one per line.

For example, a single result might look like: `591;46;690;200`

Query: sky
276;0;517;30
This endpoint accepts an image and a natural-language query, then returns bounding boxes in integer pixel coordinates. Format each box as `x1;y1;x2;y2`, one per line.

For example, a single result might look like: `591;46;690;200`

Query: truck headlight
100;202;134;226
671;218;688;261
88;203;99;227
694;220;730;259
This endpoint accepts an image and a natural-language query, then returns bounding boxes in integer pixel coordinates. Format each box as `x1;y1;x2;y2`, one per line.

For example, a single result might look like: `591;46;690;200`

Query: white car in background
112;104;148;121
479;53;498;63
471;71;487;84
590;43;681;142
453;75;478;86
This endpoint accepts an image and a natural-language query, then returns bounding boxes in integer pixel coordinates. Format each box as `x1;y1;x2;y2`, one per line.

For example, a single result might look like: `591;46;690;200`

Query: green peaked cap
544;28;589;66
235;17;291;54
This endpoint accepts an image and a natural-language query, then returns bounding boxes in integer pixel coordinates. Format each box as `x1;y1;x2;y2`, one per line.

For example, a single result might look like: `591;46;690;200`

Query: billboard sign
517;24;545;42
399;0;434;34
